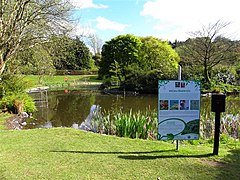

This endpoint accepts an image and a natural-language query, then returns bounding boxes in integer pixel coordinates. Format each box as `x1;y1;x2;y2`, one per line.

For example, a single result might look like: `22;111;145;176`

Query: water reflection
27;90;157;129
79;105;99;132
27;90;240;130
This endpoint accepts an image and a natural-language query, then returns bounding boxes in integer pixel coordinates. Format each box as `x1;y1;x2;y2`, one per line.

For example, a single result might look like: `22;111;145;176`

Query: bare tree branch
178;20;236;85
86;33;103;55
0;0;73;74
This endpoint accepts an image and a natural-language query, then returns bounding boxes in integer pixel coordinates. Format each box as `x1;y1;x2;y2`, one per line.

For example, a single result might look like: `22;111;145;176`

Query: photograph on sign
180;100;189;110
170;100;179;110
158;80;201;140
160;100;168;110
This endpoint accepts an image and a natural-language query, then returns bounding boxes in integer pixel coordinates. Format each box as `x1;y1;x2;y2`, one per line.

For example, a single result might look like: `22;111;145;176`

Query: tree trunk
204;65;211;85
0;55;6;75
0;63;5;75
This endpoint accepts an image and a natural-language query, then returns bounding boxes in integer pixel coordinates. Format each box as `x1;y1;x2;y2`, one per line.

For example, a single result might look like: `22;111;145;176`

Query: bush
0;92;36;114
210;83;240;93
123;69;176;93
0;73;36;114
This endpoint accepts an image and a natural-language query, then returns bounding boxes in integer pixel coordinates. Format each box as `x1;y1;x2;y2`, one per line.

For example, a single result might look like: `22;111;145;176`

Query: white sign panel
158;80;201;140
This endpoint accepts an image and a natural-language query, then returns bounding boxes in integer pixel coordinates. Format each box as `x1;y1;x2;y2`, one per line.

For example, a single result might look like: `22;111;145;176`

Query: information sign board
158;80;201;140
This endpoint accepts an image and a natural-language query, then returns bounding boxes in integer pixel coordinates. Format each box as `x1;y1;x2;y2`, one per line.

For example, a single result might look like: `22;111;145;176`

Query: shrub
0;92;36;114
0;73;36;114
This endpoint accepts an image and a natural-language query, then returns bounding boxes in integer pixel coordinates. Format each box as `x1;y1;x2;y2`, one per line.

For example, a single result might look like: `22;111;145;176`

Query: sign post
176;65;182;150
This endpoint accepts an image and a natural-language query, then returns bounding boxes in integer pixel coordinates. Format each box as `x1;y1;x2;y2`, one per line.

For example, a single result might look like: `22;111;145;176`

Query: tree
99;34;142;83
125;37;180;92
0;0;73;75
177;20;237;86
7;44;55;76
86;34;103;67
139;36;179;78
49;35;93;70
99;35;180;93
87;33;103;56
74;37;94;70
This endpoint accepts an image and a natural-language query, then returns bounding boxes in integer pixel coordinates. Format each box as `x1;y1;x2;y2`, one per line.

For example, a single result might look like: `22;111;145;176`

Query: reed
92;109;116;135
92;108;158;140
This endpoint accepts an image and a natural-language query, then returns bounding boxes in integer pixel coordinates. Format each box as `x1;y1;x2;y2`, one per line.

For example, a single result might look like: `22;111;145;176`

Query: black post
213;111;221;155
211;94;226;156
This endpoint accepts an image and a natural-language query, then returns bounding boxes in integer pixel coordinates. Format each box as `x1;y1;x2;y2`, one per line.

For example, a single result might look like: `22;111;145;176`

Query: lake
27;89;240;130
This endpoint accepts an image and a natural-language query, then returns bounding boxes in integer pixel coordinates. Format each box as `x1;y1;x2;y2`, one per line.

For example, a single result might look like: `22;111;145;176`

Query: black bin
211;94;226;112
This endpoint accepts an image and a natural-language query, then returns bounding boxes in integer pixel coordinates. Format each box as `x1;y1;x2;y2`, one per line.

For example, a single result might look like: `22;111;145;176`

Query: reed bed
92;107;239;141
92;108;158;140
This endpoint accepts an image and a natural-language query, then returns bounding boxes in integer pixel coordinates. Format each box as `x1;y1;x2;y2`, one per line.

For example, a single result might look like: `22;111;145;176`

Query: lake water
26;89;240;130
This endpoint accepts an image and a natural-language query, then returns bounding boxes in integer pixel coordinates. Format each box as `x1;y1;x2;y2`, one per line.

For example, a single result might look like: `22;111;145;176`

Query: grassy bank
23;75;102;90
0;127;239;179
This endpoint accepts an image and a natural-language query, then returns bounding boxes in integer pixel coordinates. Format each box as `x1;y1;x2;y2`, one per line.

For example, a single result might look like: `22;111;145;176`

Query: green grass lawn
0;127;239;180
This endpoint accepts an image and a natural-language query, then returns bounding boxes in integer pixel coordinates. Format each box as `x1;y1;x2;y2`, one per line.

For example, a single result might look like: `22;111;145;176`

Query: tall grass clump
92;108;158;140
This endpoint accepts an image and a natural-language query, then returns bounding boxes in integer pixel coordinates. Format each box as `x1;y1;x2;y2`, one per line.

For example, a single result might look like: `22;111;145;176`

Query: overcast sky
70;0;240;42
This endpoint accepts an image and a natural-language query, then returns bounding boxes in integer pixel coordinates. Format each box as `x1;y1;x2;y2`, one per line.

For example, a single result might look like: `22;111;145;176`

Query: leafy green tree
139;36;179;78
99;34;142;83
0;0;72;75
73;37;94;70
177;20;237;87
49;36;93;70
7;35;93;77
125;37;180;92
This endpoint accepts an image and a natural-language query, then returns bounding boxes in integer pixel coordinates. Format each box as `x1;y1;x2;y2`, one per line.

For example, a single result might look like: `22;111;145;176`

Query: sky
70;0;240;42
